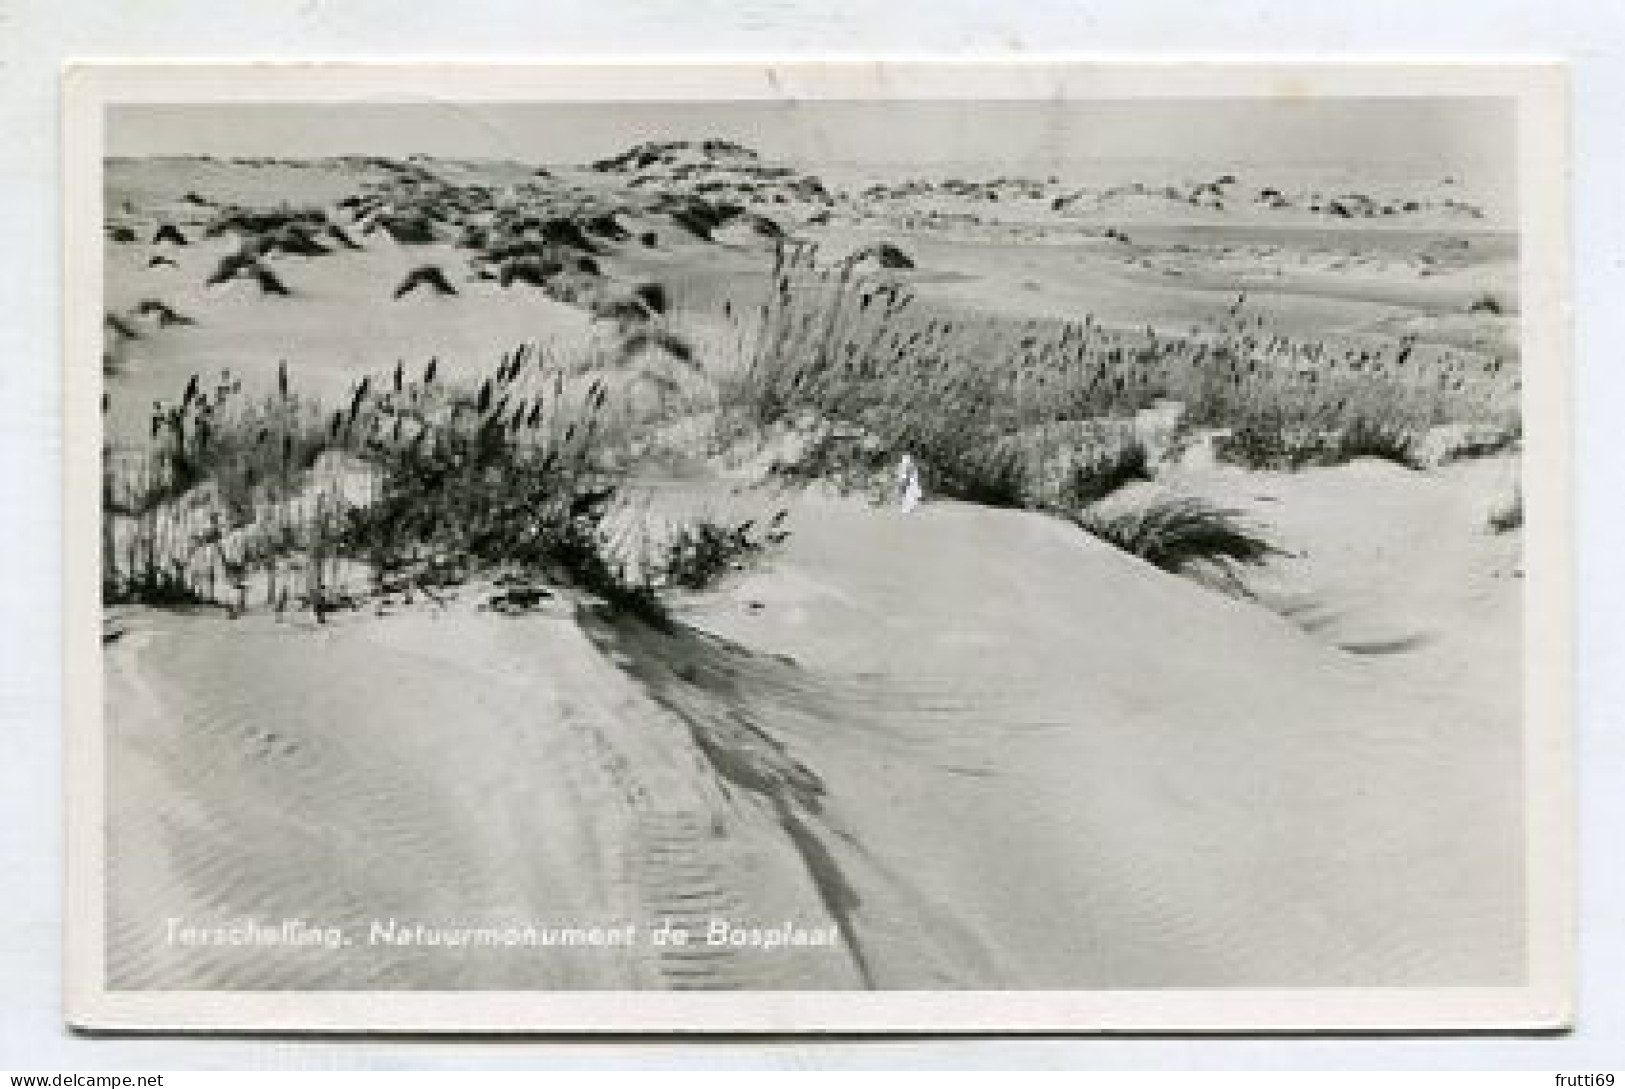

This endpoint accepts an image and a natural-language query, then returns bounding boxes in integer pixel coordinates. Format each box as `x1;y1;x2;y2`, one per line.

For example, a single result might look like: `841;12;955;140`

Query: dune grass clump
203;249;291;294
631;328;695;362
205;250;258;286
846;241;914;270
652;510;789;592
633;282;669;316
1440;418;1522;463
483;239;563;263
104;312;140;342
1070;497;1277;576
206;206;326;239
584;213;630;242
376;213;437;244
666;206;723;241
1055;437;1152;507
103;549;214;609
134;299;195;328
498;257;560;289
109;363;322;522
1215;412;1423;471
539;217;601;254
336;409;662;620
925;445;1031;509
325;223;362;250
1329;416;1424;469
104;350;647;617
256;225;331;257
764;424;898;497
103;345;779;625
1212;416;1319;471
592;295;651;326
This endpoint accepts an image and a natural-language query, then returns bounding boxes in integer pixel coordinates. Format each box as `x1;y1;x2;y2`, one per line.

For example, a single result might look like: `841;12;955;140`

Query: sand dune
107;454;1522;989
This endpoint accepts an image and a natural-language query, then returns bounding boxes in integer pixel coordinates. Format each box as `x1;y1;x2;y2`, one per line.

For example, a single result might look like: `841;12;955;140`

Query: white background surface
3;0;1622;1071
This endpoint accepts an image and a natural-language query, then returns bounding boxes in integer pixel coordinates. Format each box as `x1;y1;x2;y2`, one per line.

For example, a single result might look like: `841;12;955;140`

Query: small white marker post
898;453;922;513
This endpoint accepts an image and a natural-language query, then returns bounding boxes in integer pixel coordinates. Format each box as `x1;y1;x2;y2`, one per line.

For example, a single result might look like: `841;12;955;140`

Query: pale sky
107;97;1514;181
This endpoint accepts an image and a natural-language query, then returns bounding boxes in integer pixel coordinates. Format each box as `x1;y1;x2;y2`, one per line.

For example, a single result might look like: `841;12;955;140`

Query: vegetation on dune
584;212;631;241
484;238;569;264
535;217;601;253
657;510;790;591
617;328;694;367
633;282;669;316
104;312;140;342
714;240;1519;574
205;206;327;239
103;170;1520;603
1055;438;1152;507
653;195;747;243
667;208;718;241
103;349;784;625
724;242;1509;510
252;264;291;296
498;257;562;288
325;223;362;250
926;444;1031;509
1488;486;1523;534
254;225;331;257
133;298;196;328
205;250;292;295
1069;498;1278;576
1214;411;1424;471
845;241;914;270
1331;416;1426;468
1441;419;1521;463
205;250;258;286
374;213;438;244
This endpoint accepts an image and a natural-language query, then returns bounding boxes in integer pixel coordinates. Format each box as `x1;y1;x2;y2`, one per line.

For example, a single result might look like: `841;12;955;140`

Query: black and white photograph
63;62;1571;1032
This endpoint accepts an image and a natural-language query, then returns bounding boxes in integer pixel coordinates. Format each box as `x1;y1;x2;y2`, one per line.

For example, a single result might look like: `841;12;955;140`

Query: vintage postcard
63;61;1572;1032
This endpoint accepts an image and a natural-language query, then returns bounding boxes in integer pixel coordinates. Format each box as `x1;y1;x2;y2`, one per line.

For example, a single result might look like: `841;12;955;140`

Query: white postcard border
62;59;1573;1034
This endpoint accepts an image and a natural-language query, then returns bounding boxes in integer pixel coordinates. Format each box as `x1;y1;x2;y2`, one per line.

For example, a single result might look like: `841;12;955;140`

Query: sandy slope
107;600;863;990
687;474;1523;988
106;459;1523;990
